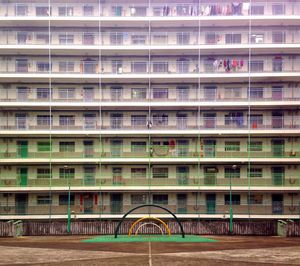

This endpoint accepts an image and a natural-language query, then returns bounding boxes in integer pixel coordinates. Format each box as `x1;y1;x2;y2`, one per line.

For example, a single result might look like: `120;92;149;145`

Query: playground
0;235;300;265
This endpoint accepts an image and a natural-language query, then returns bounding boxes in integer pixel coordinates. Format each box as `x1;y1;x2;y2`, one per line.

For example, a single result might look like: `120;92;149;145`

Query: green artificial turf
82;235;217;243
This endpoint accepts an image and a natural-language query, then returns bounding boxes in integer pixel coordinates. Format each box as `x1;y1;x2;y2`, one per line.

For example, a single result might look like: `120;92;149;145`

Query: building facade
0;0;299;222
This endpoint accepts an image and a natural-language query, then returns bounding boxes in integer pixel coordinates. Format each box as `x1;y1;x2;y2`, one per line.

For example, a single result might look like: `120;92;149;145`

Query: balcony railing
1;115;299;131
1;87;299;103
1;58;299;75
1;2;300;17
0;30;299;46
0;144;299;159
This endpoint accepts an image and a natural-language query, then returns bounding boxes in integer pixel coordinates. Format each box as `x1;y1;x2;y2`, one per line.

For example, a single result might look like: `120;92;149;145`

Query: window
248;168;263;178
153;88;168;99
225;194;240;205
153;194;168;205
59;34;74;44
131;168;147;179
224;167;240;178
37;168;51;179
250;33;264;44
130;6;147;16
16;59;28;72
225;33;241;44
153;34;167;44
59;168;75;178
131;35;146;45
37;141;51;152
131;88;147;99
250;87;263;99
272;4;285;15
248;194;263;204
59;194;75;205
153;62;168;73
37;115;52;126
131;194;147;204
153;167;168;178
225;141;240;151
152;113;168;126
36;33;49;44
59;62;75;73
83;5;94;16
37;195;52;205
110;32;123;45
177;32;190;45
59;88;75;99
225;88;241;99
131;142;147;152
131;115;147;127
17;32;29;44
59;115;75;126
37;62;51;72
250;60;263;72
249;114;263;126
205;33;218;44
250;5;264;15
58;6;74;16
16;5;28;16
248;141;263;152
37;88;51;99
59;142;75;152
131;61;147;73
272;32;285;44
36;6;50;16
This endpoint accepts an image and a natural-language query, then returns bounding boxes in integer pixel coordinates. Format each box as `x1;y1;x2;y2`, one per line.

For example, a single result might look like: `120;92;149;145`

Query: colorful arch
135;222;164;235
128;217;171;236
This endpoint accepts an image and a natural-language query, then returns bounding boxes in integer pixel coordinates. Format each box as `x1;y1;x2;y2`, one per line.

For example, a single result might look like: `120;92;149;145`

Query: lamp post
229;164;237;234
64;165;71;234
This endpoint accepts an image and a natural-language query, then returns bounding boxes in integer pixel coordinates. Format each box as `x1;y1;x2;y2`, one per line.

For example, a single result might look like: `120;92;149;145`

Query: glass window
16;4;28;16
83;5;94;16
59;34;74;44
131;115;147;127
153;194;168;205
272;32;285;44
153;88;168;99
36;33;49;44
131;142;147;152
37;195;52;205
59;115;75;126
225;88;241;98
59;142;75;152
131;61;147;73
59;168;75;178
131;194;147;204
37;115;52;126
250;60;264;72
248;194;263;204
37;88;51;99
250;33;264;44
224;194;240;205
131;88;147;99
152;113;168;126
272;4;285;15
131;35;146;45
36;6;51;16
248;168;263;178
250;87;263;99
250;5;264;15
177;32;190;45
249;114;263;126
225;141;240;151
37;168;51;179
248;141;263;151
37;141;51;152
131;168;147;178
153;62;168;73
58;6;74;16
59;88;75;99
59;194;75;205
224;167;240;178
37;62;51;72
153;34;167;44
59;62;75;73
153;167;168;178
225;33;241;44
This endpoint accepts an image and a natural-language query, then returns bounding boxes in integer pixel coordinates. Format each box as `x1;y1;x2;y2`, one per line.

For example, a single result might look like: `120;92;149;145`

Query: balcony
0;87;299;104
1;2;300;18
0;30;299;48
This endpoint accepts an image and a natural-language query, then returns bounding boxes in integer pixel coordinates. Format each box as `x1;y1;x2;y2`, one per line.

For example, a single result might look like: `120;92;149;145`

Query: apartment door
177;194;187;214
110;113;123;129
176;140;189;157
17;141;28;158
110;140;122;157
272;57;283;72
15;194;28;215
272;86;283;100
176;114;188;129
271;139;284;157
16;59;28;72
17;168;28;186
83;194;93;214
206;194;216;214
84;114;96;129
204;167;217;185
83;140;94;158
203;113;216;128
176;166;189;185
84;166;96;185
83;87;94;101
110;194;123;214
112;167;122;185
82;60;96;73
272;194;283;214
271;166;285;186
203;140;216;158
176;86;189;101
16;113;27;129
17;87;29;101
272;111;283;128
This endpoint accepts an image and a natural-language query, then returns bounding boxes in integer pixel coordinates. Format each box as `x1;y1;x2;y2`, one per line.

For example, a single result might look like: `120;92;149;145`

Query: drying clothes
242;3;250;15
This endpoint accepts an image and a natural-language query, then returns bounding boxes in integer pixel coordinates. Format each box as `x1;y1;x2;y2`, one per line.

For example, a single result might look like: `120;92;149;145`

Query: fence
0;220;281;237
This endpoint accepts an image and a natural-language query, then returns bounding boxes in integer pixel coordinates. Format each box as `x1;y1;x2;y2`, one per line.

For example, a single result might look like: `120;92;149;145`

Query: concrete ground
0;235;299;265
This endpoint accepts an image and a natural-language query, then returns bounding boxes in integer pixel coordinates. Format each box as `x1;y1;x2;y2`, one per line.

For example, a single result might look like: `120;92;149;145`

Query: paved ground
0;236;299;265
